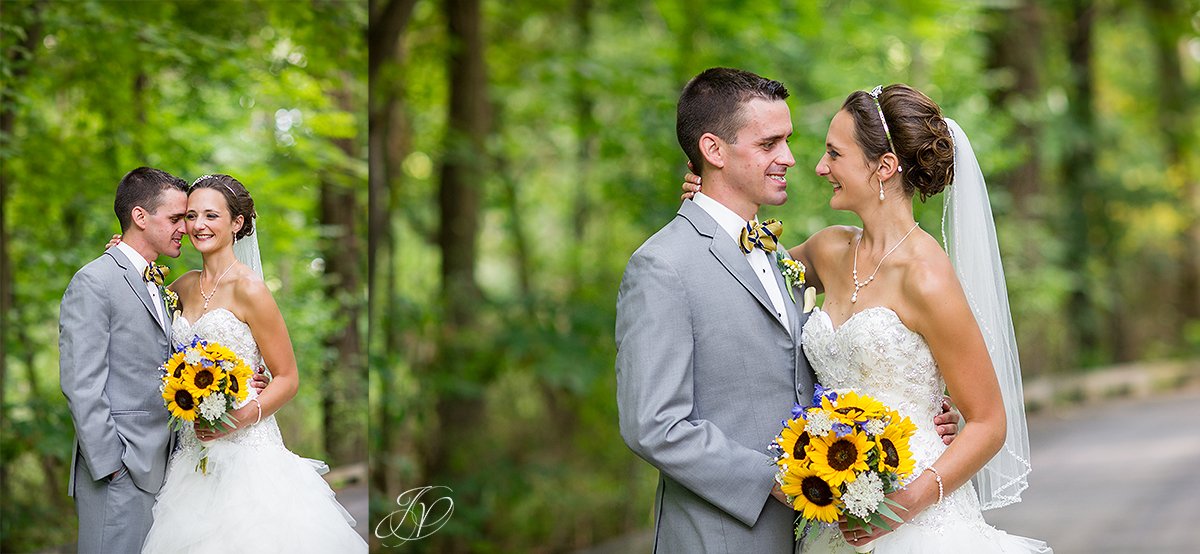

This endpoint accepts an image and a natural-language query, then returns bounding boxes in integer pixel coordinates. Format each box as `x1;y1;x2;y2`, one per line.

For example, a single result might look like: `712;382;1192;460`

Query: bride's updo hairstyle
190;174;257;240
842;84;955;201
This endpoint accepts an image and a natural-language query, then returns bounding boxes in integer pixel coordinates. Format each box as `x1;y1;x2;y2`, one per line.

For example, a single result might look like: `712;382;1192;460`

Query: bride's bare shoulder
229;269;278;311
900;236;962;308
808;225;859;254
168;269;202;291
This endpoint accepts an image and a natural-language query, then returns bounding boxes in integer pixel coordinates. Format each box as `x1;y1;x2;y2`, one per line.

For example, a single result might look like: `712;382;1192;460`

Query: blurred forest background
1;1;367;551
372;0;1198;552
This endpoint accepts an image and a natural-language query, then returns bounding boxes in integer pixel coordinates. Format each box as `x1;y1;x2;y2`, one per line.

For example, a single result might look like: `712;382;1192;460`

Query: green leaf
876;500;902;522
868;513;894;532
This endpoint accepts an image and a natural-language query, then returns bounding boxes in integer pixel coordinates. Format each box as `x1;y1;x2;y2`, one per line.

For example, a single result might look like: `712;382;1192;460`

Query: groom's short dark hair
114;167;189;231
677;68;789;176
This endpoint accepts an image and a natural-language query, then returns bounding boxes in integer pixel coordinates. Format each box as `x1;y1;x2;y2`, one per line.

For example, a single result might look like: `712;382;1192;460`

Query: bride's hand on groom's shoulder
104;234;122;250
680;162;701;201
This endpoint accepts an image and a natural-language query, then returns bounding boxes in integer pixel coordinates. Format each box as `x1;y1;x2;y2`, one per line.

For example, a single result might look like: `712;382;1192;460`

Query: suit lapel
678;201;788;334
158;288;172;338
768;254;800;342
110;250;168;334
710;237;778;322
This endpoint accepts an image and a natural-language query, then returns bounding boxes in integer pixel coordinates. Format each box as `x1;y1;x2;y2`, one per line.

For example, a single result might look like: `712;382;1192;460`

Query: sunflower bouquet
159;336;253;473
770;384;918;547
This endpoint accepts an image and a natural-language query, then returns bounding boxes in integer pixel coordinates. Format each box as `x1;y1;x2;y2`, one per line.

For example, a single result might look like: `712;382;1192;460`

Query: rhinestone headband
868;85;902;172
191;174;238;197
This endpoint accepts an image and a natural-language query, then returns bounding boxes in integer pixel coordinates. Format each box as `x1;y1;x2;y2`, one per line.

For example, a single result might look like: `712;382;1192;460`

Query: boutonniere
163;287;180;319
802;287;817;314
775;251;806;303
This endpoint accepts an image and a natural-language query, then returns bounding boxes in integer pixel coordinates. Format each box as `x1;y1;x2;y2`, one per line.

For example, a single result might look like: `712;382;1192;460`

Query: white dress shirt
115;241;166;328
691;192;790;334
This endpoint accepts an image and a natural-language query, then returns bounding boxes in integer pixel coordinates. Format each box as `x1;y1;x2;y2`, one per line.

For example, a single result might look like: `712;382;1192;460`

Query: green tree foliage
376;0;1197;551
0;1;367;550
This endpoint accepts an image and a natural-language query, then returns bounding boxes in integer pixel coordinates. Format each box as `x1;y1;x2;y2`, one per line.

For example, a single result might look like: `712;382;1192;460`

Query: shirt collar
114;240;151;276
691;192;757;247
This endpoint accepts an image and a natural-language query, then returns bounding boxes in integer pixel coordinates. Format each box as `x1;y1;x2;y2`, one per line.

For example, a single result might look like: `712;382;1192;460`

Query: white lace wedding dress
798;307;1051;553
141;308;367;553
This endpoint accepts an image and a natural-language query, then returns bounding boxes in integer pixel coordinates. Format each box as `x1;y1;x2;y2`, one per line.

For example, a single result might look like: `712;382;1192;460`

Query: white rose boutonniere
802;287;817;314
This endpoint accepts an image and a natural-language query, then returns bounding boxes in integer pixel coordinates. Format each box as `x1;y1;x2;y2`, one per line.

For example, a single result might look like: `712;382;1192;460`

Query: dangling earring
878;178;885;201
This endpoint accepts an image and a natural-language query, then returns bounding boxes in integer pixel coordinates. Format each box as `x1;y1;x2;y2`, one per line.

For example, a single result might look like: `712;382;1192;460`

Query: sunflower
823;390;886;426
809;428;873;487
163;351;188;380
222;358;252;403
775;417;813;469
876;413;917;477
203;342;237;363
781;463;842;523
185;359;226;397
163;377;199;421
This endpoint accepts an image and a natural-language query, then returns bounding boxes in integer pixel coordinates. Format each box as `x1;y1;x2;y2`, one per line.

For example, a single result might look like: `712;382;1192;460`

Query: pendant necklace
851;222;920;303
198;261;237;311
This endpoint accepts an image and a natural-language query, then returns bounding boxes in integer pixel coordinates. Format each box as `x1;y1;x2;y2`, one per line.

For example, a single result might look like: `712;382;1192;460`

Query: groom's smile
722;98;795;211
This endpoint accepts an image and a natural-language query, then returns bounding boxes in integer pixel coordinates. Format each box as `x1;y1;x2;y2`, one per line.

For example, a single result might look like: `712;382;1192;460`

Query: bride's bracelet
923;466;944;504
251;398;262;426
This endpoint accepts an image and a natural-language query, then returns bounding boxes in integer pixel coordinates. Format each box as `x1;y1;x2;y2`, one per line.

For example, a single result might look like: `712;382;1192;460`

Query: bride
685;85;1050;552
138;174;366;552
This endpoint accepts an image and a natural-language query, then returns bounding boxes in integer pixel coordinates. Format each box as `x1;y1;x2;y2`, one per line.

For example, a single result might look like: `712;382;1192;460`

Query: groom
60;167;189;553
616;68;808;552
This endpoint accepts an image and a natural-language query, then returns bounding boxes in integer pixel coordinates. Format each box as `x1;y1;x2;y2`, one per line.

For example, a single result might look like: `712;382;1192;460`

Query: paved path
580;386;1200;553
986;385;1200;552
335;481;370;542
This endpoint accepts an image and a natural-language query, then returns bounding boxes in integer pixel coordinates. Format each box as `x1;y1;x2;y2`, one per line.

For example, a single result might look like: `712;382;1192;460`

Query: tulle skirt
800;483;1050;554
142;437;367;553
803;521;1051;554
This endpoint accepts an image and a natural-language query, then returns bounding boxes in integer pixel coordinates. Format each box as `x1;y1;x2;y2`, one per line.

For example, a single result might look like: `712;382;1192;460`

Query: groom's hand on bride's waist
934;396;959;445
770;482;791;507
250;369;269;393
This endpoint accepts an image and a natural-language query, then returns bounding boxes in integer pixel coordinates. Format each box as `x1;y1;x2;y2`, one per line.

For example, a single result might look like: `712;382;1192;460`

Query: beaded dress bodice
799;307;993;551
171;308;284;452
802;307;945;442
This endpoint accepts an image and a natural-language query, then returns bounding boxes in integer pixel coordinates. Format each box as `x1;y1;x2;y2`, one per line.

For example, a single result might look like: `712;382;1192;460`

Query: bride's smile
185;187;242;254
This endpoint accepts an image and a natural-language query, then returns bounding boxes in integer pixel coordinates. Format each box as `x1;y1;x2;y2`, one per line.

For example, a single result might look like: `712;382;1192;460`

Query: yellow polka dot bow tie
142;263;168;286
739;219;783;254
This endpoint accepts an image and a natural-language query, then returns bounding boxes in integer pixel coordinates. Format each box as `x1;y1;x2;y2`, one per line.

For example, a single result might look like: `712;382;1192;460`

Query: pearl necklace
198;261;237;311
851;222;920;303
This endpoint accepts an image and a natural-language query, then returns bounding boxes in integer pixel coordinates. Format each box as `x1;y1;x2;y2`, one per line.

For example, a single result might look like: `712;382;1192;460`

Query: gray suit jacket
60;247;174;495
616;200;816;553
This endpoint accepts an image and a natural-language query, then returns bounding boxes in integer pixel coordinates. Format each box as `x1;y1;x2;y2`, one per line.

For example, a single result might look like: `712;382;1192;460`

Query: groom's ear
699;132;726;170
130;206;150;231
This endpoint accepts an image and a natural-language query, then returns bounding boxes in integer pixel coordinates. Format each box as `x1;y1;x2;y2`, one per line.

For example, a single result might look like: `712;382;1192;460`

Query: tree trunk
437;0;486;329
133;71;148;161
495;145;532;302
1062;0;1102;365
0;0;47;502
426;0;488;485
319;83;367;464
569;0;596;292
1146;0;1200;326
984;0;1044;214
366;0;416;499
